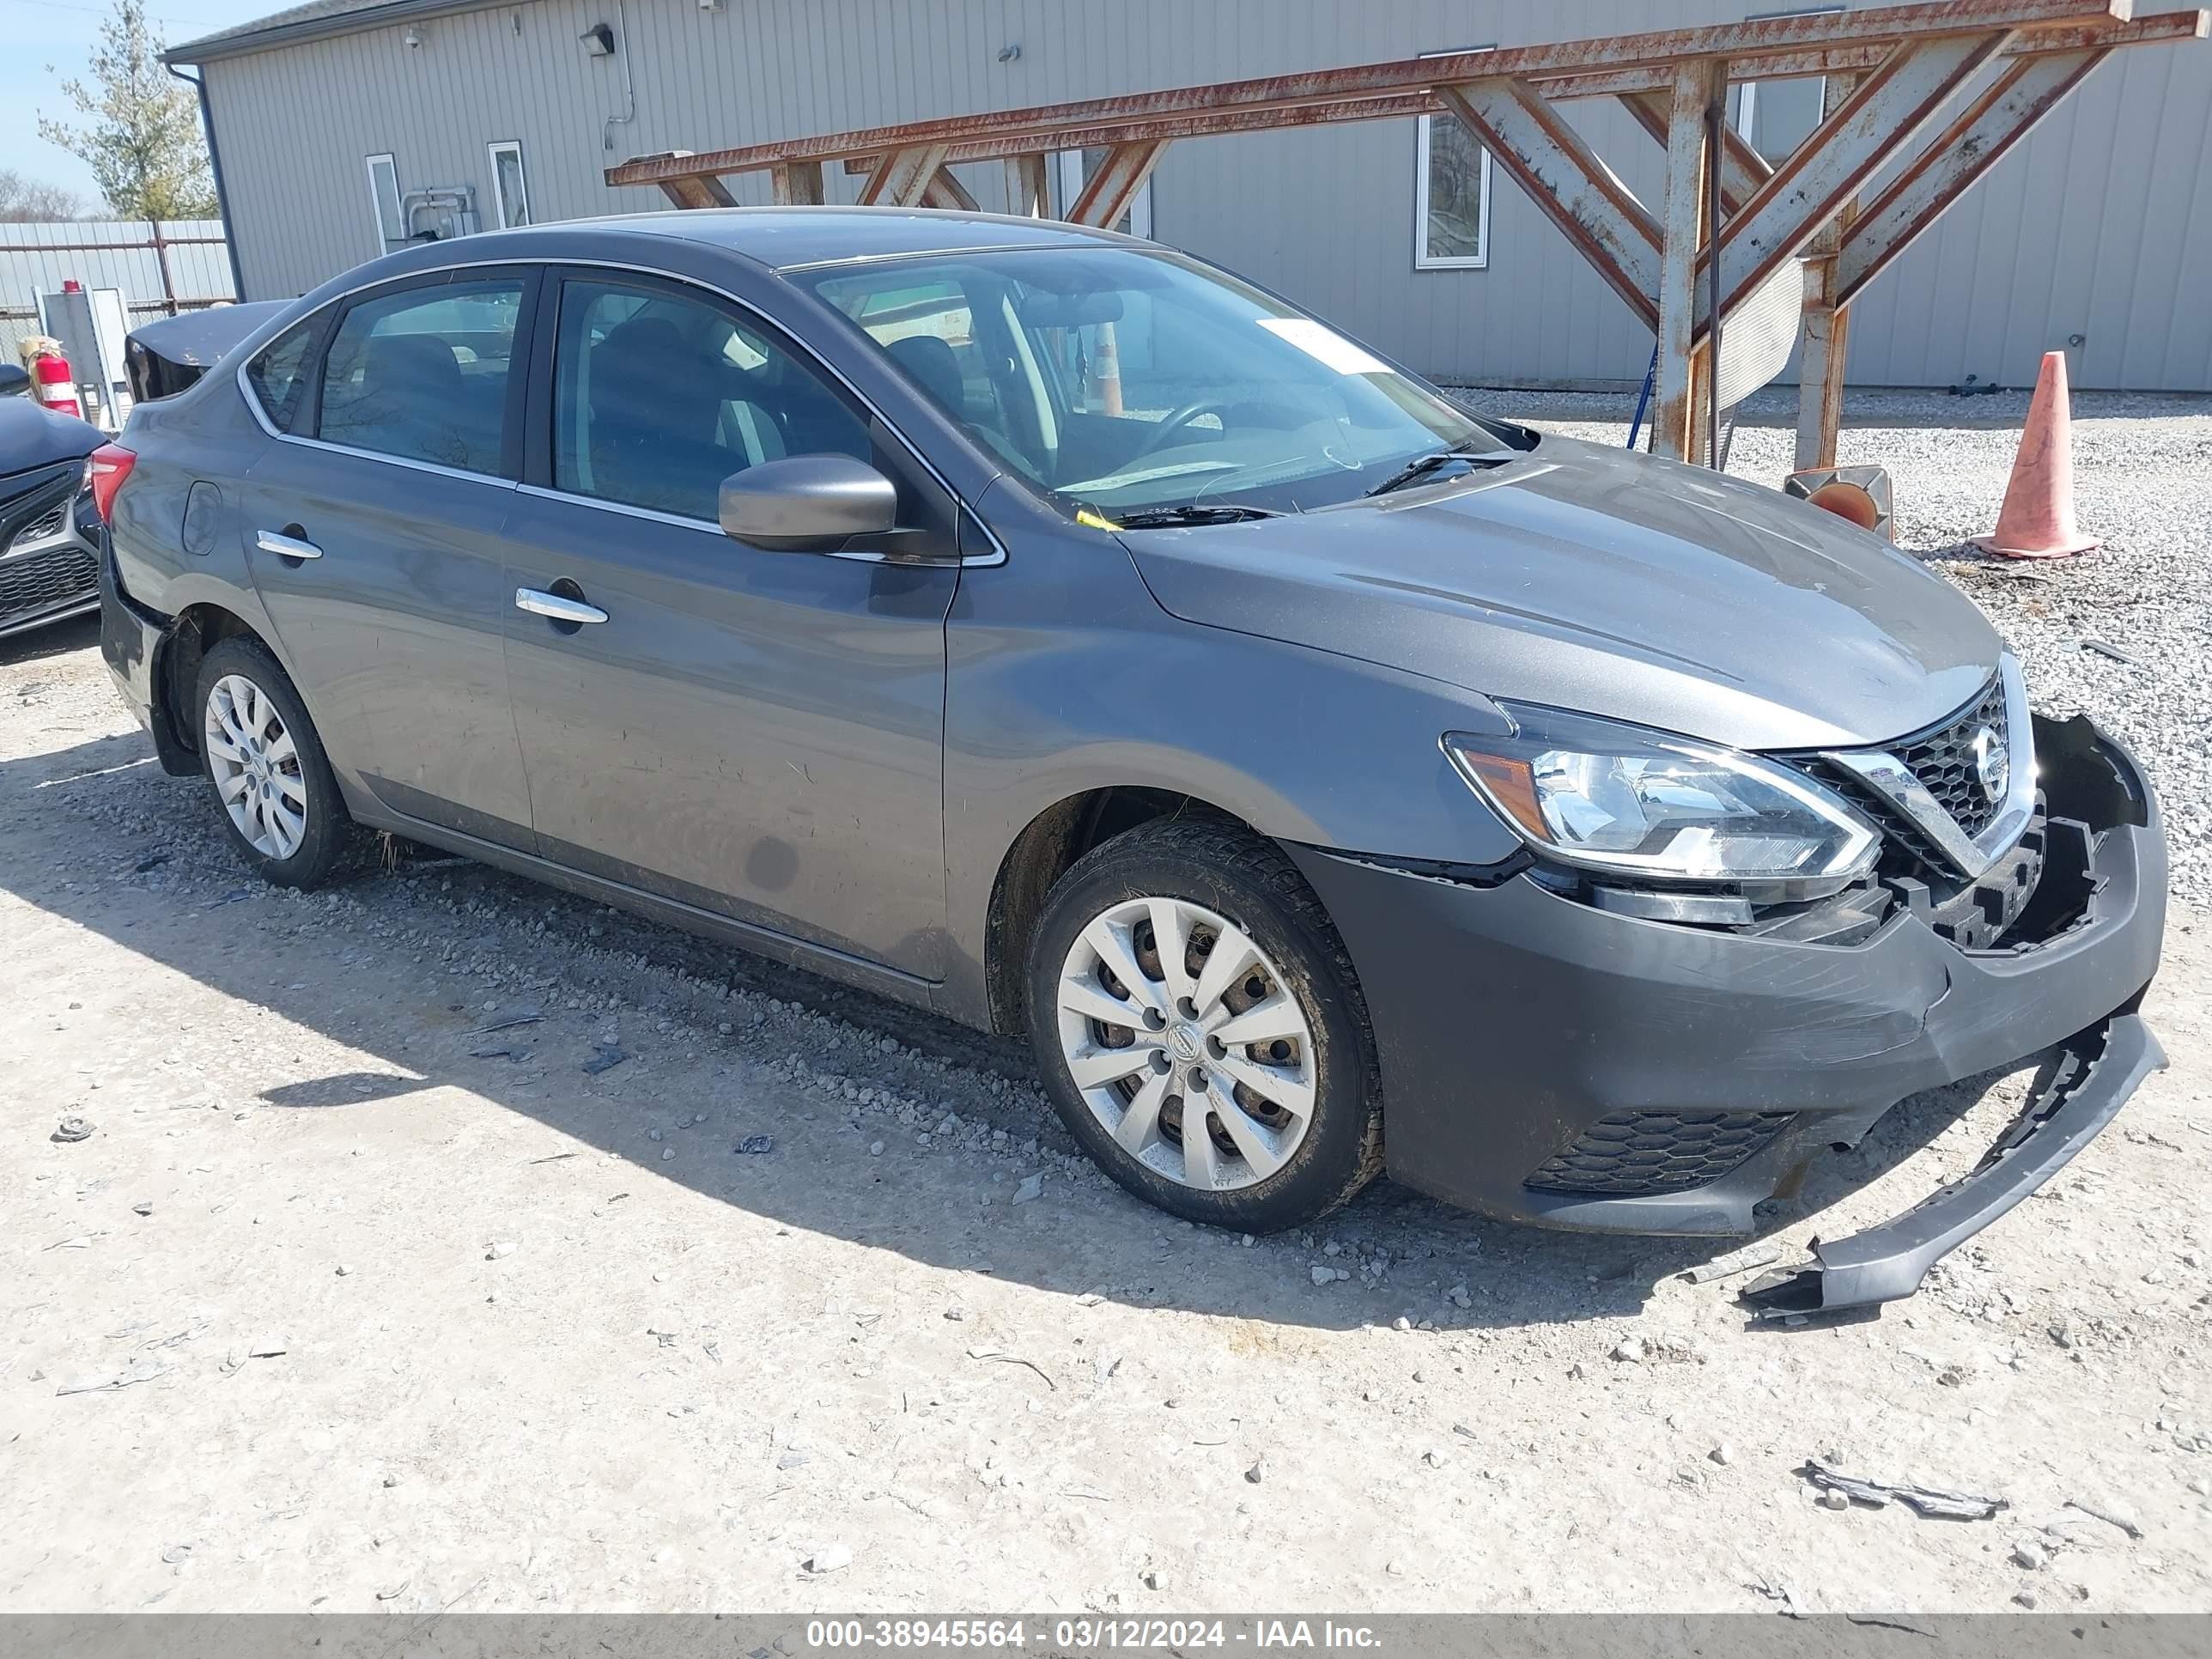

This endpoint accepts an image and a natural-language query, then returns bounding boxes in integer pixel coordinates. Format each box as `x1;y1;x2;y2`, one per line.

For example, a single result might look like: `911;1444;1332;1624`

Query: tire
1024;816;1383;1232
193;635;351;889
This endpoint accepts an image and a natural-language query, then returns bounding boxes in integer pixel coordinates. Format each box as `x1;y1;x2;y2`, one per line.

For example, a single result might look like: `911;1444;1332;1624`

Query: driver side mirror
720;454;899;552
0;362;29;398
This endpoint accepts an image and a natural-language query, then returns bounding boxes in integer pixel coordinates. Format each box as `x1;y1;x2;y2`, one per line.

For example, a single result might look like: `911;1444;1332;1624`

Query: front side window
798;246;1505;520
316;279;523;473
1414;47;1495;270
245;313;324;432
552;278;870;521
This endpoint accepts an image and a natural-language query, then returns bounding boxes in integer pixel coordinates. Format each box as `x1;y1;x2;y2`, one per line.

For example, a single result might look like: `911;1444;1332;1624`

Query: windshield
793;246;1518;520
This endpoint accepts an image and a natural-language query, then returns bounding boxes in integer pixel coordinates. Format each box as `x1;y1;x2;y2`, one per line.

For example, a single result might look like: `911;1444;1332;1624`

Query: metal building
167;0;2212;392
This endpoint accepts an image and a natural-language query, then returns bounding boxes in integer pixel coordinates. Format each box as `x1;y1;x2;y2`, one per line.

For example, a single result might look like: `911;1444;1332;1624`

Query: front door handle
256;528;321;561
515;586;609;625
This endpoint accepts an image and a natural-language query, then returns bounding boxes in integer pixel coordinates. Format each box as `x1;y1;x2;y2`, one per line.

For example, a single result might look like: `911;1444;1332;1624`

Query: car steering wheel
1127;400;1229;464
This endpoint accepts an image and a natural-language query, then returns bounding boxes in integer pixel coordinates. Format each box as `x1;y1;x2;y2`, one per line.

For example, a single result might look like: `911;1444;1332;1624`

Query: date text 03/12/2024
800;1619;1383;1650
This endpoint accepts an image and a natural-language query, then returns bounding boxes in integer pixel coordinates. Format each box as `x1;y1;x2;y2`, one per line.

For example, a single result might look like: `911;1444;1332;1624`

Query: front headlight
1443;706;1879;884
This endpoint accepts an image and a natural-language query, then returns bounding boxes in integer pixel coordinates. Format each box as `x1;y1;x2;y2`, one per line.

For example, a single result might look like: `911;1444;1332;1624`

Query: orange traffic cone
1973;350;2099;560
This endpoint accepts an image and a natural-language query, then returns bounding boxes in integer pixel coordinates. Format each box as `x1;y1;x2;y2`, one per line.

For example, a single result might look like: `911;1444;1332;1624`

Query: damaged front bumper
1286;712;2167;1313
1740;1010;2162;1316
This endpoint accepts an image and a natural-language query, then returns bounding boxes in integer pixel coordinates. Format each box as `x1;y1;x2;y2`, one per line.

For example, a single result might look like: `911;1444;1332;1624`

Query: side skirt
346;804;964;1023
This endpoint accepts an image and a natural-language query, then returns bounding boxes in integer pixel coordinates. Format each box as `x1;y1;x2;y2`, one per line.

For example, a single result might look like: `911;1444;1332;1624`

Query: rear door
501;269;961;980
236;268;539;847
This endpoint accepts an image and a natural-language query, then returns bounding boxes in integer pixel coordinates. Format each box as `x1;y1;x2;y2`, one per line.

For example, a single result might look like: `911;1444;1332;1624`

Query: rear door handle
256;528;321;561
515;586;609;625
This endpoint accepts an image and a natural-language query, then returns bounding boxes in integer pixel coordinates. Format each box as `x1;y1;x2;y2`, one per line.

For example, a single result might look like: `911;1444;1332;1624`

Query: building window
1734;7;1845;165
365;153;404;254
488;140;531;229
1054;149;1151;238
1413;47;1494;270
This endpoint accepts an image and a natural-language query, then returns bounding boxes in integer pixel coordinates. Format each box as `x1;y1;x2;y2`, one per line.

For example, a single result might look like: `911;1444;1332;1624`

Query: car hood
1118;433;2002;752
0;397;102;483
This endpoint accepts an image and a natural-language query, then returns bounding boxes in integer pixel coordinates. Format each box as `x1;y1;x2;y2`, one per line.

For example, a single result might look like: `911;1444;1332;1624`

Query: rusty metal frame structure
611;1;2204;469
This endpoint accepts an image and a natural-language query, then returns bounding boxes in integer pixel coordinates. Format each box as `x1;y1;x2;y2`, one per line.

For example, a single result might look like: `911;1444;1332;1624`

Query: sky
8;0;280;212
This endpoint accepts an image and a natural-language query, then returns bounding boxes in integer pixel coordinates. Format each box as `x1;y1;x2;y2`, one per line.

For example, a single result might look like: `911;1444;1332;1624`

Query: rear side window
316;280;524;474
245;317;322;432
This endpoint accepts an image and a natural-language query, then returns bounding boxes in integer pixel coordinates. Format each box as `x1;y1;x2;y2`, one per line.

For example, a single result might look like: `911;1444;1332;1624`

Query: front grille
1815;765;1948;871
1526;1109;1796;1197
0;545;98;623
1894;676;2008;839
8;500;68;550
1788;675;2014;877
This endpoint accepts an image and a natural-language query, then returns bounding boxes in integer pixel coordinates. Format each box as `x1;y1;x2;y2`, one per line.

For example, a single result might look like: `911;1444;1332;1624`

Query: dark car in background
87;210;2166;1316
0;394;105;641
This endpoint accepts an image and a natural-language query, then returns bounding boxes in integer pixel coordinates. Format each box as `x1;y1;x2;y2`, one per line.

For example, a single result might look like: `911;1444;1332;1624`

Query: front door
238;270;538;847
502;271;960;980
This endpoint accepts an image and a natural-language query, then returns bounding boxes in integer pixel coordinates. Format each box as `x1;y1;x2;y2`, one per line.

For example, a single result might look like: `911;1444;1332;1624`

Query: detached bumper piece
1741;1012;2164;1318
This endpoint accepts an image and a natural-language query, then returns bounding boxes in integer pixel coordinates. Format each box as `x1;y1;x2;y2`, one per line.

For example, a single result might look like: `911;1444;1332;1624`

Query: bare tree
0;170;87;223
37;0;216;222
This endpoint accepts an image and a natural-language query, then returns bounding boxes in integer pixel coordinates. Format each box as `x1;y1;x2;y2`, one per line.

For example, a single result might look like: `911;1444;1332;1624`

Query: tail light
85;443;137;526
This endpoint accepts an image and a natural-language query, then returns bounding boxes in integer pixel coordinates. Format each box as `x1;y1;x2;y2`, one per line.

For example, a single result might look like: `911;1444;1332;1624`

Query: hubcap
1054;896;1317;1192
203;673;308;860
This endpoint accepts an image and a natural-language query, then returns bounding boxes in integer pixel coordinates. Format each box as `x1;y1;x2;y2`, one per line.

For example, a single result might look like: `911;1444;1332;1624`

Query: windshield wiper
1363;446;1509;499
1112;503;1285;528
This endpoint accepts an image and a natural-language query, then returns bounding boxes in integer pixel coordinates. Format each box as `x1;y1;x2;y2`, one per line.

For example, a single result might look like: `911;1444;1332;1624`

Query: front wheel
194;635;351;888
1024;817;1383;1232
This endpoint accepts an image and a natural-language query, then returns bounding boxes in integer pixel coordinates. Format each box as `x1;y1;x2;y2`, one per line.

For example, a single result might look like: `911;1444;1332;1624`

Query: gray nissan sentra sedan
92;210;2166;1313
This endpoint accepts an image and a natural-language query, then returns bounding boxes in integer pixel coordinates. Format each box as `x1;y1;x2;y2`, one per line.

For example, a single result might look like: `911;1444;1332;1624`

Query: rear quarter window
244;315;324;432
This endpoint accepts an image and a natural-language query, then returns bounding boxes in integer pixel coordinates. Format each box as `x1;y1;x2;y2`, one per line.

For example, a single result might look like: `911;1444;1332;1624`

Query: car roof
541;207;1129;272
277;209;1146;330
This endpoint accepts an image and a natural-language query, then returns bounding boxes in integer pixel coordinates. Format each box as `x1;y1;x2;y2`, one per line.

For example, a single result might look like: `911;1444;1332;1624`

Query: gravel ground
3;402;2210;1615
1462;386;2212;908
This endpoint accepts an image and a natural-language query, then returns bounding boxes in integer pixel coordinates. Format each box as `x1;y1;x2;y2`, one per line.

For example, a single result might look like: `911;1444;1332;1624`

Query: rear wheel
194;636;350;888
1025;817;1382;1231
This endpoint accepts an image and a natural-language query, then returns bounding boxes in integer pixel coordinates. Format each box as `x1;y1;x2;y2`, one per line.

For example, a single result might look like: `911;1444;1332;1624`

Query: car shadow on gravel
0;611;99;667
5;724;2015;1334
261;1071;439;1108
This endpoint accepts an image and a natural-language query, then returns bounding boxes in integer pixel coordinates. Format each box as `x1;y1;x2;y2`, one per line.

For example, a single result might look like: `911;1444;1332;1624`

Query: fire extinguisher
30;347;83;421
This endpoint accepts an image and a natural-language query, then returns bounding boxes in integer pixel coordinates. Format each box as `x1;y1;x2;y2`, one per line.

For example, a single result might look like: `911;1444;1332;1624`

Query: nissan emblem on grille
1971;725;2008;804
1895;675;2013;840
1805;668;2028;879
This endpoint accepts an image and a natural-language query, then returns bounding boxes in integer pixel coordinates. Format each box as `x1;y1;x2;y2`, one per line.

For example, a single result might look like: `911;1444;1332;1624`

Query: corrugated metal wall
198;0;2212;390
0;220;234;362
